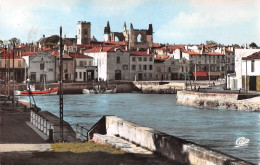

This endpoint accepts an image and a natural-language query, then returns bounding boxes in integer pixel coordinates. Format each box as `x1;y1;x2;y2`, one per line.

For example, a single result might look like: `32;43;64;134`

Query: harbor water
18;94;260;164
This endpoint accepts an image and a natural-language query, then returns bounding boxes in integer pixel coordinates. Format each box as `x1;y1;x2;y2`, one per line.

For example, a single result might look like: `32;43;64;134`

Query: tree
249;42;257;48
205;40;218;45
8;37;21;45
44;35;60;48
0;40;3;45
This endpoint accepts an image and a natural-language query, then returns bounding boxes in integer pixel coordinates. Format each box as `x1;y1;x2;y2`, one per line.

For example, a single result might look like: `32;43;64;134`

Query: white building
84;46;130;81
234;49;260;90
26;51;56;83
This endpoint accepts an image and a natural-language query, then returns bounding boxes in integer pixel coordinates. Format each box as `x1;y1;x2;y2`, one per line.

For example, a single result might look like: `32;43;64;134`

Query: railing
75;124;88;141
30;110;54;141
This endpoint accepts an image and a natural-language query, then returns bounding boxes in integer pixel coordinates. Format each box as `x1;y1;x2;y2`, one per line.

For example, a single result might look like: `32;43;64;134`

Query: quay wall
176;90;260;111
133;81;185;94
0;82;134;94
88;116;252;165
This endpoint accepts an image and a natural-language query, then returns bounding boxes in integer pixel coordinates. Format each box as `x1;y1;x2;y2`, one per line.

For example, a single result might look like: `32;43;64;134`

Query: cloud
156;0;260;44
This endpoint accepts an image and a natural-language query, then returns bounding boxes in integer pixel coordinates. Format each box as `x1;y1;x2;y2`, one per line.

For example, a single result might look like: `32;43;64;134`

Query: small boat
15;87;58;96
82;87;117;94
14;79;58;96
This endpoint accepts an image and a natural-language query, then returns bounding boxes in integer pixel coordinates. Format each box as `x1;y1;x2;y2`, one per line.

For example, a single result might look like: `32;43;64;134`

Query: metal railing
75;124;89;141
31;110;54;141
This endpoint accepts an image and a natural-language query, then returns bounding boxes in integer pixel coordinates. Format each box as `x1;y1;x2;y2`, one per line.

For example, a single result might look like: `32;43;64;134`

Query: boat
82;87;117;94
15;87;58;96
14;79;58;96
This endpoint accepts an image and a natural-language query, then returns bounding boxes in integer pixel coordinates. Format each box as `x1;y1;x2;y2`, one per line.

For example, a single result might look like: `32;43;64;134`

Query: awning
181;73;191;77
208;72;221;76
193;72;208;77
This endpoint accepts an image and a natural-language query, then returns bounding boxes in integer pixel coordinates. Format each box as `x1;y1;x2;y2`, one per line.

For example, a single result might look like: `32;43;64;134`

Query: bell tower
77;21;91;45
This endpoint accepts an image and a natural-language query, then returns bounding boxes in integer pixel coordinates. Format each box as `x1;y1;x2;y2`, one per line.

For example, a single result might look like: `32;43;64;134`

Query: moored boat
15;87;58;96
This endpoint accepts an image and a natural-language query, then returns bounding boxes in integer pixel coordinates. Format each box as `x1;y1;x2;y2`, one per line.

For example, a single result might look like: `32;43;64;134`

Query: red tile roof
0;52;22;59
68;52;93;59
183;50;200;55
50;51;72;59
203;52;224;56
22;52;37;56
84;46;125;53
130;51;153;56
242;52;260;60
154;55;170;62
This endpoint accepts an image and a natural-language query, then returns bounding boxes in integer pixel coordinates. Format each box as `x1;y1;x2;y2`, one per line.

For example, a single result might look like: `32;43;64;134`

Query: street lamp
8;41;15;110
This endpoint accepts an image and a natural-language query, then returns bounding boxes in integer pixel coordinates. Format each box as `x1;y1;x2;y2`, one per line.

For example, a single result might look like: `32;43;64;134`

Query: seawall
176;90;260;111
133;81;185;94
88;116;253;165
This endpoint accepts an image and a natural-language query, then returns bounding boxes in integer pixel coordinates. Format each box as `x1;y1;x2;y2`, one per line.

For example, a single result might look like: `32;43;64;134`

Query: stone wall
176;90;260;111
88;116;252;165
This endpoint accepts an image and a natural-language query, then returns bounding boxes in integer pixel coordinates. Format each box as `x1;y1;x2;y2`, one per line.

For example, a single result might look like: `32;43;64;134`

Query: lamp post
59;26;64;142
8;41;15;110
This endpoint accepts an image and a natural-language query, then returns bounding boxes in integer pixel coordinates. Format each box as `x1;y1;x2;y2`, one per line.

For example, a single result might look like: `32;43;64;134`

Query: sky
0;0;259;46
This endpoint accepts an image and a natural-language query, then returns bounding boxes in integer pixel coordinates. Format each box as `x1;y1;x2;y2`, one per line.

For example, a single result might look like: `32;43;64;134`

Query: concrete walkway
0;144;51;152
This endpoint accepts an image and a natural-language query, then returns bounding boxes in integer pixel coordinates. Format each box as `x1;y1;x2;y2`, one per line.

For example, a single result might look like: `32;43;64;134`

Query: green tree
8;37;21;45
44;35;60;48
205;40;218;45
249;42;257;48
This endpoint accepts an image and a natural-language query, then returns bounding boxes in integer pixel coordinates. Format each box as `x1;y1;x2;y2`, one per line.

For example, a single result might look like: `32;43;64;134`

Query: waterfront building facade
84;46;130;81
68;52;96;82
0;49;25;83
26;51;56;83
129;51;154;81
241;51;260;91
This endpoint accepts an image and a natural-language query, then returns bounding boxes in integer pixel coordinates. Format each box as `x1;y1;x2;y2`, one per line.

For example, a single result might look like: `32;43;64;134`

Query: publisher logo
235;137;250;147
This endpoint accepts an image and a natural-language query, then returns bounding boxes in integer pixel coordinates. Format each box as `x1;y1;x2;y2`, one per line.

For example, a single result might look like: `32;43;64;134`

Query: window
209;56;211;59
168;67;171;72
40;63;44;70
132;65;136;70
149;57;153;61
117;57;120;64
144;57;147;61
149;73;153;78
251;60;255;72
149;65;153;70
49;68;53;72
75;72;77;79
18;60;21;67
123;65;128;70
89;61;91;66
144;73;147;79
79;72;82;79
143;65;147;70
139;57;142;61
132;57;136;61
139;65;142;70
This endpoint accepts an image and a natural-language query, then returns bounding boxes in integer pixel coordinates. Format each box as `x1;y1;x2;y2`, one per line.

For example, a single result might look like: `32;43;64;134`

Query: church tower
77;21;91;45
104;21;111;42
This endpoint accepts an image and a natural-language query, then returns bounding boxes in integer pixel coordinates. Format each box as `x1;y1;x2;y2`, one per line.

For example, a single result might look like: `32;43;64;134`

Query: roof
130;51;153;56
0;52;22;59
154;55;170;62
22;52;37;56
242;52;260;60
68;52;93;59
84;46;125;53
50;51;72;59
203;52;224;56
183;50;200;55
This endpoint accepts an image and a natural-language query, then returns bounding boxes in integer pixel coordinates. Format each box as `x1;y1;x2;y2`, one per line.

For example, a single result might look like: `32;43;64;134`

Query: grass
50;141;125;154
